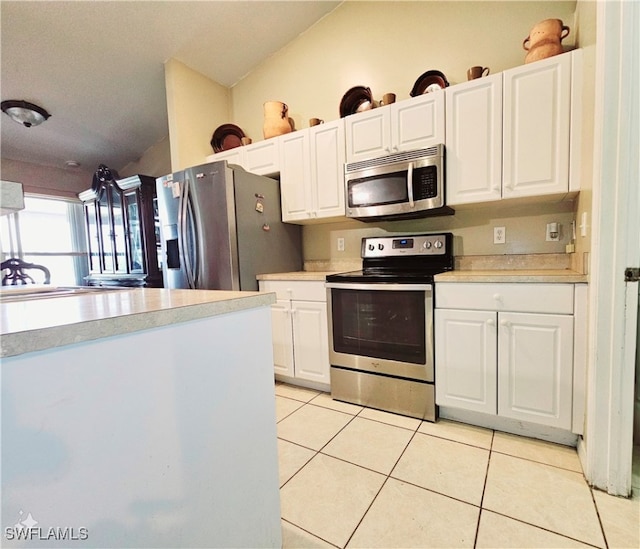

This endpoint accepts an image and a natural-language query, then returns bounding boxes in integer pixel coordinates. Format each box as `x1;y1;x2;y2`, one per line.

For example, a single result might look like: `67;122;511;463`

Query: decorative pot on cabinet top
523;18;570;64
263;101;293;139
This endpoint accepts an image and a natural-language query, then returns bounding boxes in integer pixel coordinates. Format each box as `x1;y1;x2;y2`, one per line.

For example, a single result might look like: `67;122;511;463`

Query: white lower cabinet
435;283;575;431
259;280;330;389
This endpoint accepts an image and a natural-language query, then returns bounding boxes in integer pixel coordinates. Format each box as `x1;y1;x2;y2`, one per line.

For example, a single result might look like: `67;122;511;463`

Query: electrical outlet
337;237;345;252
546;222;560;242
493;226;506;244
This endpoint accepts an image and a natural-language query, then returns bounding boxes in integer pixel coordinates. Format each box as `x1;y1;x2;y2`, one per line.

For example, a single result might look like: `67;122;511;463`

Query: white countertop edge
434;270;588;283
1;291;276;359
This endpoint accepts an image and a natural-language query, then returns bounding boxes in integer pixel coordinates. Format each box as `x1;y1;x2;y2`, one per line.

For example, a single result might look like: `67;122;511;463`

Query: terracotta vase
263;101;292;139
523;18;570;64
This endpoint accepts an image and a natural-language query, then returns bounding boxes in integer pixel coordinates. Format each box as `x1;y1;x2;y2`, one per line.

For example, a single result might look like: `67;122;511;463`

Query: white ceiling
0;1;341;174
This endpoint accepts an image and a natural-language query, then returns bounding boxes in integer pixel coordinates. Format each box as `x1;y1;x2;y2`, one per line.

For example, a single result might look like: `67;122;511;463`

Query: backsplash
302;200;577;263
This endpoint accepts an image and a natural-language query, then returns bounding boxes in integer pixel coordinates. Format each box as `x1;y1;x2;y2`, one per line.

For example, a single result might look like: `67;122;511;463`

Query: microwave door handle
407;162;415;208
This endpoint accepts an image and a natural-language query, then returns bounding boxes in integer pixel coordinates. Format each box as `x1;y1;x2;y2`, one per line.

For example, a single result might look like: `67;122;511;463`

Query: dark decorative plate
210;124;246;152
409;70;450;97
339;86;376;118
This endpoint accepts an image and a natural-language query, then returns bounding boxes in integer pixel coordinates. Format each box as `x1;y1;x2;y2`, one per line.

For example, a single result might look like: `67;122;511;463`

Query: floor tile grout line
342;427;422;549
341;475;392;549
588;485;611;549
414;429;494;451
281;517;341;549
489;449;589;477
473;429;496;548
478;508;607;549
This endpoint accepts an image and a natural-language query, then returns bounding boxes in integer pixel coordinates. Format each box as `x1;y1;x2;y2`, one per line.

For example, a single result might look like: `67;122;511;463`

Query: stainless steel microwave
344;144;453;222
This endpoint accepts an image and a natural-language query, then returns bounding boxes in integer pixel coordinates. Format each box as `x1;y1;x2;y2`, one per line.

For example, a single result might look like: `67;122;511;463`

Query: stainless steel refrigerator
156;160;302;290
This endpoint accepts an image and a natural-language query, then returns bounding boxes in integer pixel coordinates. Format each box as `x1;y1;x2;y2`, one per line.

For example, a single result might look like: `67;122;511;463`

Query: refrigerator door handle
178;179;196;288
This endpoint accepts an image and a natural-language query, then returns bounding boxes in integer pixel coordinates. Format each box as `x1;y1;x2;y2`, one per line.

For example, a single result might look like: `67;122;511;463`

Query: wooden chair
1;258;51;285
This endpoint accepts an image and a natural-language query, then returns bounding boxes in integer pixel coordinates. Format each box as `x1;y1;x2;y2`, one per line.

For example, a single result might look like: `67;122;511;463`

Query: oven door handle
326;282;433;292
407;162;415;208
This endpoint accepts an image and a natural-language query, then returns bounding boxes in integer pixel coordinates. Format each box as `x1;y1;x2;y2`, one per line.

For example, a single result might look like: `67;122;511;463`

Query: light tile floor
275;382;640;549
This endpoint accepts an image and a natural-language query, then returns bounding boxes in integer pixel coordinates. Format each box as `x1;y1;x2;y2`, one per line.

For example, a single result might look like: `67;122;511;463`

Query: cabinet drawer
435;283;574;314
259;280;326;302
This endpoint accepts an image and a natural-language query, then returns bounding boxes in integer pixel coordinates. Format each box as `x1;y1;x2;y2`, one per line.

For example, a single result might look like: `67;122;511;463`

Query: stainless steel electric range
326;233;453;421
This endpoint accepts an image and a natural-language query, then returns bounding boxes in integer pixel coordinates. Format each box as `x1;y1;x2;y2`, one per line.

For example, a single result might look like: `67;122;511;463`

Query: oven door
326;282;433;382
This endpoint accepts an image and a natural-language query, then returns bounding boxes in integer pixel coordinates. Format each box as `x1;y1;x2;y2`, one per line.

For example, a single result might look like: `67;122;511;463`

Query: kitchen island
1;288;282;548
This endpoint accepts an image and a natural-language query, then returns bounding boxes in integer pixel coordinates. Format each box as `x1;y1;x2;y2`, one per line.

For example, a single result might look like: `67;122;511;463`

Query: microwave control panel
413;165;438;199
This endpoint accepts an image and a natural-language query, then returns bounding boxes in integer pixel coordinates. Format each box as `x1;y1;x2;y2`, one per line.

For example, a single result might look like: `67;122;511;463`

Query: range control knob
423;241;432;250
378;244;384;251
434;240;443;249
368;244;375;251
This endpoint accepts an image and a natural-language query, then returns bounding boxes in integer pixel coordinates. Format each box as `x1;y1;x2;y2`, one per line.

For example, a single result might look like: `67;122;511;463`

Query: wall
0;158;93;199
119;136;172;179
228;0;580;261
571;0;597;273
164;58;231;172
231;1;577;140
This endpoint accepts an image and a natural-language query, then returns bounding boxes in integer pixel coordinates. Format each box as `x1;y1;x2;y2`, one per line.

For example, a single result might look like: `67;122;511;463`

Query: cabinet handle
486;318;496;326
500;319;511;327
493;293;502;301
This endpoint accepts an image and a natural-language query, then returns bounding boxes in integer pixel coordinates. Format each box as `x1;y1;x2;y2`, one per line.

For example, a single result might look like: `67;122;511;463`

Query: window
1;196;88;285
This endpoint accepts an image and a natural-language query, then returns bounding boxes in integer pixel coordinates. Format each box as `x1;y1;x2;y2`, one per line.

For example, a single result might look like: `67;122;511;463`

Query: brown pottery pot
263;101;293;139
523;18;570;63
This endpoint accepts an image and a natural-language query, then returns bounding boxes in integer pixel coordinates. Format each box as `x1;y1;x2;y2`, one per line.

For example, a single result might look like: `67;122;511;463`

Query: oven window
331;288;426;364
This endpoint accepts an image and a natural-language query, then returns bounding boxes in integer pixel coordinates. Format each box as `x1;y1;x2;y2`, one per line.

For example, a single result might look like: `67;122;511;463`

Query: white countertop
0;288;275;358
257;271;338;281
434;269;588;283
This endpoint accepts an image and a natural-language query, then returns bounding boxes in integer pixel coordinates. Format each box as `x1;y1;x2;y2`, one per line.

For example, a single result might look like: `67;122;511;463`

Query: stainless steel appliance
326;233;453;421
344;145;453;222
156;161;302;290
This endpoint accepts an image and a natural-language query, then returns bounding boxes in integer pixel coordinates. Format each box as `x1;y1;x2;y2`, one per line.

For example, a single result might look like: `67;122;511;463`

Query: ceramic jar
263;101;292;139
523;18;570;64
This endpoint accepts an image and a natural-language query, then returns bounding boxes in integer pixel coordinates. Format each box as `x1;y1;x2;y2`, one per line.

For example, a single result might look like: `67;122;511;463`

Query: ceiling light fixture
1;100;51;127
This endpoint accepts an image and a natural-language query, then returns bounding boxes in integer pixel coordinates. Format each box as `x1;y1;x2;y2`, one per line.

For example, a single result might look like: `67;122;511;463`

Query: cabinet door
446;74;503;205
392;90;445;153
269;299;295;377
503;53;571;198
244;139;280;176
498;312;573;429
310;119;346;220
345;108;390;163
291;300;330;384
280;130;312;222
435;309;497;414
206;147;245;168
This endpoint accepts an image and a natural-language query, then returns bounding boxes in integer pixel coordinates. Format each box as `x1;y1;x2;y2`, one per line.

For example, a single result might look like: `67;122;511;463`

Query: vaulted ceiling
0;1;341;173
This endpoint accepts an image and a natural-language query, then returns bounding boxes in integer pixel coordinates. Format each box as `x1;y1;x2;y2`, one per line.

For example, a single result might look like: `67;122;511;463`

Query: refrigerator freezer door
184;162;239;290
233;169;302;290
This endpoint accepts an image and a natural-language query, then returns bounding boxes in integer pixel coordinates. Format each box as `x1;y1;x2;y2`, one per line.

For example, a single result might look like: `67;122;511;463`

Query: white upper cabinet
280;119;346;223
445;50;580;206
502;51;572;198
243;138;280;176
445;73;503;205
345;91;445;163
206;147;244;168
206;137;280;176
309;119;346;220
